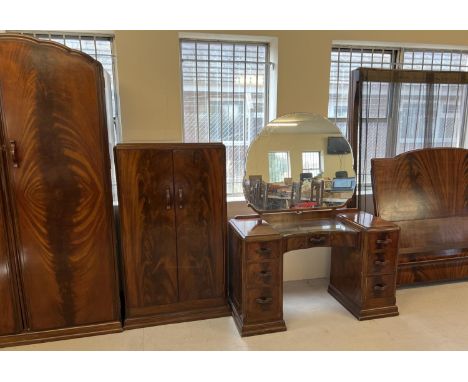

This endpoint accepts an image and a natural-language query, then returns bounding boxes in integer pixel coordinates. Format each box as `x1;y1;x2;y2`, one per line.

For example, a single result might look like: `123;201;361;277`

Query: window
268;152;290;183
328;45;468;139
302;151;321;177
180;38;271;197
328;44;468;197
328;47;396;135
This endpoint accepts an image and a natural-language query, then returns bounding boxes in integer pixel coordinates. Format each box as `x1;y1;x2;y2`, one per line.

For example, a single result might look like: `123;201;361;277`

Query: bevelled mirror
244;113;356;213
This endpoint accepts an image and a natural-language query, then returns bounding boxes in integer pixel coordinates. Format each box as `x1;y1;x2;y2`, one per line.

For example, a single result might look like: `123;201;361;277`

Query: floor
6;278;468;350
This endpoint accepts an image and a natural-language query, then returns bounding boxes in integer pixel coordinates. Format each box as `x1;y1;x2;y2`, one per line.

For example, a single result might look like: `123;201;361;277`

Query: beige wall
114;30;468;142
113;30;468;281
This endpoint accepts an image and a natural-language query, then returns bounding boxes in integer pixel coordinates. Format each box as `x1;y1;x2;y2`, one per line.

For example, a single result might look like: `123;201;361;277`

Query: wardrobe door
173;146;226;301
115;148;179;316
0;36;119;331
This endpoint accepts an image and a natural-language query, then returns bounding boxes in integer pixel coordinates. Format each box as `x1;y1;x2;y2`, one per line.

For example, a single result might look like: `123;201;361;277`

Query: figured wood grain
173;147;226;301
115;148;179;311
396;216;468;253
372;147;468;285
0;35;119;331
229;211;399;335
371;148;468;222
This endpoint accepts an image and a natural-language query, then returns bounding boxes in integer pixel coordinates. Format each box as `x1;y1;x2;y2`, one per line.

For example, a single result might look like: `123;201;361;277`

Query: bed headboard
371;148;468;221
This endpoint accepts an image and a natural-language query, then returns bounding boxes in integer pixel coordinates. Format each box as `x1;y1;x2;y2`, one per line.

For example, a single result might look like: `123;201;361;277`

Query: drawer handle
256;297;273;305
256;247;272;256
373;283;387;291
309;236;326;244
376;238;392;245
374;259;389;266
259;270;272;278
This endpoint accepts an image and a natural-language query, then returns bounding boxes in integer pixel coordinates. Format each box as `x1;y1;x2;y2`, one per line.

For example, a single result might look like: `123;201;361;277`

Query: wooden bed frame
371;147;468;286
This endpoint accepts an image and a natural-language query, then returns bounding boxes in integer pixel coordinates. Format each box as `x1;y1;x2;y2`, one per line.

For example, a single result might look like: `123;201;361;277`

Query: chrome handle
165;187;172;210
255;297;273;305
9;140;18;168
178;188;183;209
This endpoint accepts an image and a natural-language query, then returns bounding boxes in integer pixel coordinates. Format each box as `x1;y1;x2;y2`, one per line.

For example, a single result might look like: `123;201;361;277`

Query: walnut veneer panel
397;216;468;254
371;148;468;222
115;149;178;312
0;35;119;332
173;147;226;301
115;144;230;328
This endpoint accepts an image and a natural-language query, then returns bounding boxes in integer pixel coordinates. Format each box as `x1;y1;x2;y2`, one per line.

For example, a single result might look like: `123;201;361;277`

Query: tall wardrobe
0;35;120;346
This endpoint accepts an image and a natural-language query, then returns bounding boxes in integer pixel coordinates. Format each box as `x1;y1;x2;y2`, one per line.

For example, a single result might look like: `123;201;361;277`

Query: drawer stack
243;240;283;328
362;230;399;311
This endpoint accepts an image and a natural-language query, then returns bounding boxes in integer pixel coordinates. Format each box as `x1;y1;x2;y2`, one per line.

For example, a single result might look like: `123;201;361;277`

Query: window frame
178;33;278;200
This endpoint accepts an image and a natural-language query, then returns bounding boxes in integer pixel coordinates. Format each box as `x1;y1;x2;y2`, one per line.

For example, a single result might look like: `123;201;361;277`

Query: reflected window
268;152;290;183
302;151;321;177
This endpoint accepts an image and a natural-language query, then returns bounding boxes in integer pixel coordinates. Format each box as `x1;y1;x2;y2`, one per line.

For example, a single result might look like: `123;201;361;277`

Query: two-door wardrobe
0;34;121;347
115;143;230;328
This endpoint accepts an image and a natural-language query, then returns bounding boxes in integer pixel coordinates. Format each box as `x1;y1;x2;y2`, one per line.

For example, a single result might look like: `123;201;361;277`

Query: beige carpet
6;278;468;350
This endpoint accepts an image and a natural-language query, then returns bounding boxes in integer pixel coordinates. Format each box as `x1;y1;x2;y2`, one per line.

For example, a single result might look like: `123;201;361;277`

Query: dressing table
228;113;400;336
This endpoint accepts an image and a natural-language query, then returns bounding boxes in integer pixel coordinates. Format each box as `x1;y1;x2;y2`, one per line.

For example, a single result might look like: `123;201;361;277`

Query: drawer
364;275;396;308
366;250;397;275
285;233;330;252
367;231;399;253
245;287;281;323
330;231;359;248
246;240;280;262
307;233;330;247
246;261;280;288
285;236;307;252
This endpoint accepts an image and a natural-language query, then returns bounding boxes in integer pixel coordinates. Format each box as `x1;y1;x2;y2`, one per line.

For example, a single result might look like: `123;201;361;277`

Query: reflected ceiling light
267;122;298;127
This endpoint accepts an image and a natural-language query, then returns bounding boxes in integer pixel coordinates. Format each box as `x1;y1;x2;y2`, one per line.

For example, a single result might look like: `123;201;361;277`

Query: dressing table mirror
228;113;401;337
243;113;356;213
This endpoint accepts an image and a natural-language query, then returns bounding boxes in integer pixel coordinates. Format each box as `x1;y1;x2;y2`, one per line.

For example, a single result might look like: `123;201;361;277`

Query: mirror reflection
243;113;356;212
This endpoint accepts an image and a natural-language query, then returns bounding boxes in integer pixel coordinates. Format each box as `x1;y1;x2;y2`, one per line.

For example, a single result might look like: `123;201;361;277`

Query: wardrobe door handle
9;140;18;168
178;188;184;209
165;187;172;210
